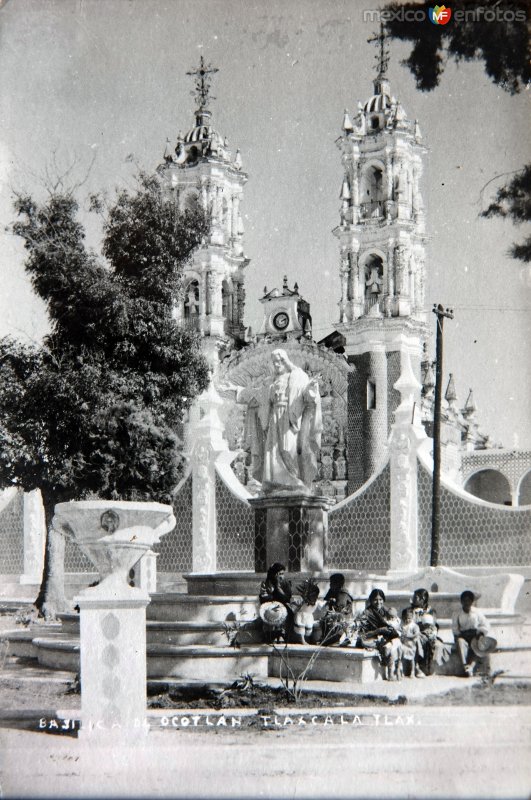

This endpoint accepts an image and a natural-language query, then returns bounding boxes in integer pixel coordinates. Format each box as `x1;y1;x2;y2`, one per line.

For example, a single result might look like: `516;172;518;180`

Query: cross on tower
186;56;219;110
367;23;390;79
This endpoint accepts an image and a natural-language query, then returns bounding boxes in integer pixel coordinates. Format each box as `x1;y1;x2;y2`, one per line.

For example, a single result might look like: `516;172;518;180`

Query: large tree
0;174;210;617
383;0;530;261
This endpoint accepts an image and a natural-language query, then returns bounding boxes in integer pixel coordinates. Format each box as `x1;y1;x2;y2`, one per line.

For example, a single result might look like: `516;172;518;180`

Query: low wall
215;474;254;571
417;459;531;567
153;474;193;572
328;463;391;570
0;489;24;575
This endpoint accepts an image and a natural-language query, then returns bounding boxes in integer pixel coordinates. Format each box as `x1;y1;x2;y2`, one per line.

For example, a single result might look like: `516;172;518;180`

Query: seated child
452;590;493;677
385;607;403;681
292;578;320;644
400;607;423;678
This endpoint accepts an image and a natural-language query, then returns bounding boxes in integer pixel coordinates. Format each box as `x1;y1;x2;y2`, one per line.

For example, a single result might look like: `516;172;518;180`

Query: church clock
272;311;289;331
256;276;312;340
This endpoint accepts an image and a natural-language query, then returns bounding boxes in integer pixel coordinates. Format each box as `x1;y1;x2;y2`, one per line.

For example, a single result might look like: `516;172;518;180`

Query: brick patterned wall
386;350;402;433
347;361;365;494
154;475;193;572
0;490;24;574
417;462;531;566
328;464;391;570
216;475;254;570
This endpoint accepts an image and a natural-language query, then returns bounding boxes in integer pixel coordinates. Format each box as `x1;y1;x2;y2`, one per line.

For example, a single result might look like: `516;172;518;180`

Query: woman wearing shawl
321;573;355;645
356;588;401;680
258;562;293;643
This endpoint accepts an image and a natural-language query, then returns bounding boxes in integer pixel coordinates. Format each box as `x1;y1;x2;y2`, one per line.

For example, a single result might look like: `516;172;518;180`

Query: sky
0;0;530;447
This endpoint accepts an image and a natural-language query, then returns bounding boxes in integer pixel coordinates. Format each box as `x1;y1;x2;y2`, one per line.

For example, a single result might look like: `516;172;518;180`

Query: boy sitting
452;590;496;677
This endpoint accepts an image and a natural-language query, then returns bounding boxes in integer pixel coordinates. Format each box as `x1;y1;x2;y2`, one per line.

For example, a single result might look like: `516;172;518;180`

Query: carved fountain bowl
52;500;176;582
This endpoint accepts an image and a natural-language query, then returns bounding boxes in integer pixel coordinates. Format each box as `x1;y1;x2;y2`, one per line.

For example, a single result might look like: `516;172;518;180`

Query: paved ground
1;704;530;799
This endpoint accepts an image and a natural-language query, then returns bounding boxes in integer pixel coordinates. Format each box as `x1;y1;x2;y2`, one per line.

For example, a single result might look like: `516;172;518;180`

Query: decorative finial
463;389;477;416
445;373;457;403
367;22;390;80
342;109;354;133
186;55;219;110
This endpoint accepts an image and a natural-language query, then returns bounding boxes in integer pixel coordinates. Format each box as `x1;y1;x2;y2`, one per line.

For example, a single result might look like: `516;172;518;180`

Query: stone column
389;351;426;574
76;592;149;741
20;489;46;586
189;384;229;572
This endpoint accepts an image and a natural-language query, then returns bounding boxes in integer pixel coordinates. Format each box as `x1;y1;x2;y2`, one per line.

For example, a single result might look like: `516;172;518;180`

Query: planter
52;499;176;740
53;500;175;598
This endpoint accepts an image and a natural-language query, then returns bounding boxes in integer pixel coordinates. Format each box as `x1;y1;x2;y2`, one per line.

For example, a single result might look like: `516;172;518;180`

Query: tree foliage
481;165;531;262
383;0;530;262
383;0;530;94
0;173;210;614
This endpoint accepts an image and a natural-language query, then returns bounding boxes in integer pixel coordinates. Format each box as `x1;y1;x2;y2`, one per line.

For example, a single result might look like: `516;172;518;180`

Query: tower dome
363;77;392;114
183;108;225;151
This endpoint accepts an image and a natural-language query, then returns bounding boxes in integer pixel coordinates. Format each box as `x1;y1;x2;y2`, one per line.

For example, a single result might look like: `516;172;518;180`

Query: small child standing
452;590;494;677
400;607;423;678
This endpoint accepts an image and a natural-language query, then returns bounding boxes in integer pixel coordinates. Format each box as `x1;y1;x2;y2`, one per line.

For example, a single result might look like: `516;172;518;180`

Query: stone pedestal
76;591;150;741
249;494;332;573
53;499;175;742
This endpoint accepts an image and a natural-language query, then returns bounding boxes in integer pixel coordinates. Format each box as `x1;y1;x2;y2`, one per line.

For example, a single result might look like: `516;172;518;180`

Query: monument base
249;494;332;573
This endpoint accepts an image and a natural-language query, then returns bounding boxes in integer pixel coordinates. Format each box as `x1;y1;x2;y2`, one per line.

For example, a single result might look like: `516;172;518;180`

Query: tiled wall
215;475;254;571
328;464;391;570
154;475;193;572
417;463;531;566
0;490;24;574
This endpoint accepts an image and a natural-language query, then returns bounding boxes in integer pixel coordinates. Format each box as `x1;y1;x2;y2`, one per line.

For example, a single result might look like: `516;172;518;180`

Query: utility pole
431;303;454;566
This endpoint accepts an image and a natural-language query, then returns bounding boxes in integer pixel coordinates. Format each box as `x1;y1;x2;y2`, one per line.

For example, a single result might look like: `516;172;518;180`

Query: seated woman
452;590;495;677
258;562;293;643
320;573;354;646
356;588;402;681
409;588;445;676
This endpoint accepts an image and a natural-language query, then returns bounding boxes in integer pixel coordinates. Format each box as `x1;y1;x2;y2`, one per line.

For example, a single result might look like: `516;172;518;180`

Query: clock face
273;311;289;331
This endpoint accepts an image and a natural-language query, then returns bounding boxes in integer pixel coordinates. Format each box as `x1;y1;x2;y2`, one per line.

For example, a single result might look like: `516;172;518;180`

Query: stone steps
22;634;531;683
146;593;259;623
2;585;528;686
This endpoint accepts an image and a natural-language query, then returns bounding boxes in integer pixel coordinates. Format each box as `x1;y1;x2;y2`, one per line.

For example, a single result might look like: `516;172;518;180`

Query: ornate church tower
159;58;249;365
334;32;428;492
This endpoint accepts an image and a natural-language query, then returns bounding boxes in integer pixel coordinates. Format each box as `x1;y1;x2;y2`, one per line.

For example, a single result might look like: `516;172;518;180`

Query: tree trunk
34;496;70;620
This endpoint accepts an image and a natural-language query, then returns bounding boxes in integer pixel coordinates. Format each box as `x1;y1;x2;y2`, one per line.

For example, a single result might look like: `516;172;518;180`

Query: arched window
361;165;384;219
184;280;200;319
464;469;512;506
364;254;384;311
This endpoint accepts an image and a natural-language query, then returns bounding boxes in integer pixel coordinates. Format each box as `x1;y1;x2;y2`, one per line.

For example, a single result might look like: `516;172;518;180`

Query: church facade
1;57;530;595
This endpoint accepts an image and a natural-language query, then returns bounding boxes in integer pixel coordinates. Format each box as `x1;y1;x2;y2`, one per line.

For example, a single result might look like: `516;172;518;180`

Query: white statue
218;349;322;495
